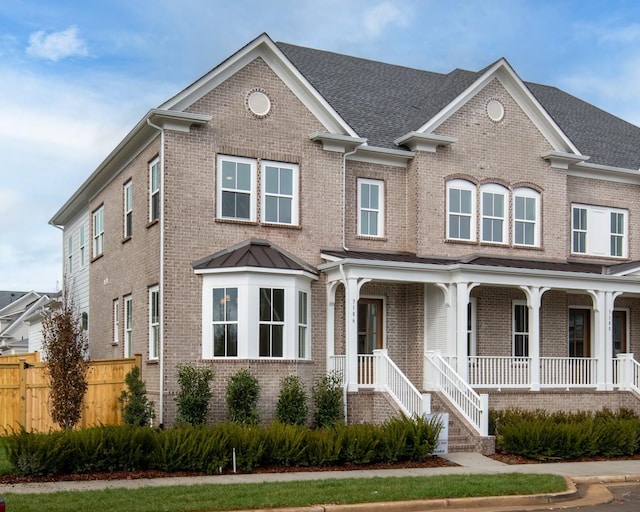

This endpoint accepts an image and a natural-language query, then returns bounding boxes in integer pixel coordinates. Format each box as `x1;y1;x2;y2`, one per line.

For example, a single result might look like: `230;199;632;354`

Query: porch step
428;391;495;455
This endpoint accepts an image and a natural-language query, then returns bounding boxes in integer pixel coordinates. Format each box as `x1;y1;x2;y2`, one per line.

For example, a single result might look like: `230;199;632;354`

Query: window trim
149;158;160;223
124;180;133;238
261;160;299;226
571;203;628;258
200;272;312;360
212;287;239;357
124;294;133;358
79;225;85;267
298;290;309;359
149;285;159;360
113;298;120;345
67;235;73;273
216;155;257;222
513;188;540;247
446;179;476;242
357;178;384;237
513;300;529;358
480;183;508;244
92;205;104;258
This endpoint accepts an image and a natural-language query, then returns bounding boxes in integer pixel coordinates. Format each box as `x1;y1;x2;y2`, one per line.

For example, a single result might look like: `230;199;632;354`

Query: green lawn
3;473;566;512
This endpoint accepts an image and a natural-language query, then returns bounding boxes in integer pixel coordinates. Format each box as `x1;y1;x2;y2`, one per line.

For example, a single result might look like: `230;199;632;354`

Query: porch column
520;286;548;391
455;282;469;381
326;281;339;372
603;292;621;390
434;283;454;355
588;290;606;390
344;277;360;392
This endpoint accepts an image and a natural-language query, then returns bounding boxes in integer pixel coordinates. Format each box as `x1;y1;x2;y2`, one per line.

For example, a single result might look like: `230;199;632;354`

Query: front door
569;309;591;357
357;299;383;384
612;310;627;356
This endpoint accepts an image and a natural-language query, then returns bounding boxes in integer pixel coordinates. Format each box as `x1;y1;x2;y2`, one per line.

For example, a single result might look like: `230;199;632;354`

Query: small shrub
276;375;308;426
119;366;155;427
174;364;214;426
312;371;343;428
226;369;260;426
338;423;380;464
305;427;343;466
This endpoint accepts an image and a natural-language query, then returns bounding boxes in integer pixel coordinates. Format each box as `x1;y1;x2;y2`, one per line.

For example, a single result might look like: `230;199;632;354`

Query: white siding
64;210;90;318
425;284;448;352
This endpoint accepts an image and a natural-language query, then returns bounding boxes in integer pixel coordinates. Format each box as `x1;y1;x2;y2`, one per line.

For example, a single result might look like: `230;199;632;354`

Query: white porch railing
327;352;426;418
425;352;488;436
613;354;640;394
466;356;598;388
540;357;597;388
468;357;530;388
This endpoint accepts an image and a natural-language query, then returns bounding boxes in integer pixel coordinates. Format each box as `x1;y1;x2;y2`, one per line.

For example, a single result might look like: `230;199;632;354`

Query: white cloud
26;26;89;61
598;23;640;44
363;2;407;37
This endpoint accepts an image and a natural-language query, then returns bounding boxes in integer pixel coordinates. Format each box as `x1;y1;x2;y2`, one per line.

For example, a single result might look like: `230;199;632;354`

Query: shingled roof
193;239;317;275
277;42;640;170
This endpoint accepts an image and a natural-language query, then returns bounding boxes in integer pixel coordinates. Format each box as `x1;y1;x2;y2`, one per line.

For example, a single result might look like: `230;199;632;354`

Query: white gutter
146;118;166;427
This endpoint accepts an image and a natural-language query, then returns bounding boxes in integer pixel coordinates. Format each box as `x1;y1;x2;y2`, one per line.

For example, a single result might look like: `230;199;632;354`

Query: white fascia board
148;110;211;132
571;161;640;184
194;266;318;281
415;59;580;155
309;132;367;153
348;145;414;168
0;292;40;316
542;151;590;170
161;33;357;137
319;258;640;294
393;132;457;152
1;296;49;337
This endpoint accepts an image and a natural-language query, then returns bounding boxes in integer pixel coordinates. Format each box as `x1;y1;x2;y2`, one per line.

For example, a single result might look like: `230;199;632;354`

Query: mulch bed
489;452;640;465
0;456;455;484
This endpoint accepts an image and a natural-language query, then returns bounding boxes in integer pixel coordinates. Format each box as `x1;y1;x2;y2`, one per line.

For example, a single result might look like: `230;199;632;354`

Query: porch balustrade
613;354;640;393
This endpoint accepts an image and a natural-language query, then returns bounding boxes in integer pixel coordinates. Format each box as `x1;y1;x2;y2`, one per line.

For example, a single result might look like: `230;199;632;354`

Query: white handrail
374;349;425;417
425;351;488;436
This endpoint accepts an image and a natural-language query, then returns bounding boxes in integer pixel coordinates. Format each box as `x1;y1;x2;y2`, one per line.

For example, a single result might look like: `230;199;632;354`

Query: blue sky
2;0;640;292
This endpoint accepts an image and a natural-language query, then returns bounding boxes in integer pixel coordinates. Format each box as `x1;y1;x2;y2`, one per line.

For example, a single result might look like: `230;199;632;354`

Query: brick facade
55;35;640;432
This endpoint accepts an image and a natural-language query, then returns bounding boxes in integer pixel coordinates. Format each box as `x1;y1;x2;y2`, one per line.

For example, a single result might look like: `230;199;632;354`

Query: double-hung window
113;298;119;345
572;204;627;258
212;287;238;357
124;295;132;358
481;184;507;243
447;179;476;241
217;155;256;221
298;291;309;359
262;161;298;225
124;180;133;238
259;288;284;357
149;158;160;222
358;178;384;237
92;205;104;258
513;188;540;247
149;286;159;360
513;301;529;358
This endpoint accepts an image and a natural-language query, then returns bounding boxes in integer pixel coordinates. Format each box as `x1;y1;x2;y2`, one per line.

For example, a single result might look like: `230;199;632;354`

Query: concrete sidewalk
0;453;639;511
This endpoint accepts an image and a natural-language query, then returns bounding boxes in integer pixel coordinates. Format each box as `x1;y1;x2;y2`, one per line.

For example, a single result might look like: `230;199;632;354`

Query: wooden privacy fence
0;353;141;433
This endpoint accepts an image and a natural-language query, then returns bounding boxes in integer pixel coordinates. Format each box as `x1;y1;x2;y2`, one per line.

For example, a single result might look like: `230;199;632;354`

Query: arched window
480;183;508;244
513;187;540;247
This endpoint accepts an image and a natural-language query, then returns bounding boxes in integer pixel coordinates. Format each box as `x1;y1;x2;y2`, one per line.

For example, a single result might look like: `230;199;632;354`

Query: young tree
119;365;155;427
41;290;89;430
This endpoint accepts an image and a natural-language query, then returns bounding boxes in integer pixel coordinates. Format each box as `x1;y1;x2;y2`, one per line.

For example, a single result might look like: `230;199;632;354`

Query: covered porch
320;250;640;435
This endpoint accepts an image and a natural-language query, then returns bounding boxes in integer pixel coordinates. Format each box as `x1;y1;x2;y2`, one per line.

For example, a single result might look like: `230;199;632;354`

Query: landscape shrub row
491;408;640;460
3;414;443;477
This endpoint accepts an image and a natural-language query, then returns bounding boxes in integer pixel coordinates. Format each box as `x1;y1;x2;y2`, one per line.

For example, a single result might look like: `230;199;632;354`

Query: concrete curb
231;476;611;512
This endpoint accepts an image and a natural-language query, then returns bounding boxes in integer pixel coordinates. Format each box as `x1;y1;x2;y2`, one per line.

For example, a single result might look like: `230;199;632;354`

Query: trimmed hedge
491;408;640;460
2;414;443;477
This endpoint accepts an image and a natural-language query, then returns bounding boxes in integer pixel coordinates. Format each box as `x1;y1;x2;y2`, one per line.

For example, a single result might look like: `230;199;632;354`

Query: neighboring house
49;33;640;452
0;291;54;355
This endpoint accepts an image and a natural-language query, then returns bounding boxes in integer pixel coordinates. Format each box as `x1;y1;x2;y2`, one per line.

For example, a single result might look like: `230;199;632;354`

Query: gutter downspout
146;118;165;427
342;146;360;252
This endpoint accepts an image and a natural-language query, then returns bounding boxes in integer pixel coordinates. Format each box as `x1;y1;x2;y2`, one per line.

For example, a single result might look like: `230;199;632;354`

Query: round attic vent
247;90;271;117
486;99;505;122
